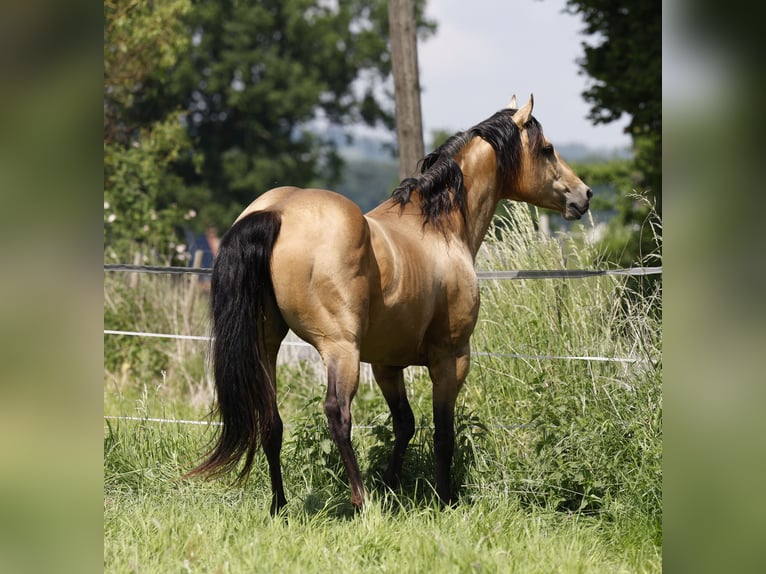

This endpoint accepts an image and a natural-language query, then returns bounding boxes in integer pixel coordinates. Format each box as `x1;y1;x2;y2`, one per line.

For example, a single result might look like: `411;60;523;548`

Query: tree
104;0;198;263
104;0;191;145
130;0;435;231
562;0;661;216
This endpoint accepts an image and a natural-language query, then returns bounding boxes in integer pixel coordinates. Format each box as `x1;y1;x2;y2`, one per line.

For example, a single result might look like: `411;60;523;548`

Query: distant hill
334;156;399;212
335;131;631;163
328;131;631;213
553;142;632;163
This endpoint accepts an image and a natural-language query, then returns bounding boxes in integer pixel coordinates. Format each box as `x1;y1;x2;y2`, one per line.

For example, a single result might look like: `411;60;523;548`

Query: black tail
187;210;282;483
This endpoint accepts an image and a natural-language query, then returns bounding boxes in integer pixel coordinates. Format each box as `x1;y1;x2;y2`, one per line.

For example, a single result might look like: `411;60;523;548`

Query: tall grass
104;272;213;416
471;204;661;535
104;203;661;571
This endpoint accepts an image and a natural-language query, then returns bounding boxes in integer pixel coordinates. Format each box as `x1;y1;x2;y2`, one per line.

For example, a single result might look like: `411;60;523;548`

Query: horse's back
239;186;362;222
240;187;373;352
240;186;369;250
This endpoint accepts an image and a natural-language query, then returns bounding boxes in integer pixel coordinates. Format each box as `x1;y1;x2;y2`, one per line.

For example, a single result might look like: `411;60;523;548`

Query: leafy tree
104;0;191;144
548;0;661;280
131;0;435;231
104;0;198;263
562;0;661;216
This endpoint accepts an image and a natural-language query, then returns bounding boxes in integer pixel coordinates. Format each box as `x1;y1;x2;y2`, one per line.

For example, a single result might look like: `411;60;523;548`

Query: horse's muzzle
564;187;592;220
564;202;589;220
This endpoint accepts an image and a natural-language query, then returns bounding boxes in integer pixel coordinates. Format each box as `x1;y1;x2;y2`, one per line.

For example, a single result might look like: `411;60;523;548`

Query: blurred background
6;0;766;571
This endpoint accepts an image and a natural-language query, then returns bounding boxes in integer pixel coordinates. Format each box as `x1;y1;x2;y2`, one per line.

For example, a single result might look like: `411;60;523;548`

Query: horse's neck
455;138;503;258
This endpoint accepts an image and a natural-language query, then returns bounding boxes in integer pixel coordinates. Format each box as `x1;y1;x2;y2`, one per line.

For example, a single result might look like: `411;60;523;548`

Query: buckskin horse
187;95;592;515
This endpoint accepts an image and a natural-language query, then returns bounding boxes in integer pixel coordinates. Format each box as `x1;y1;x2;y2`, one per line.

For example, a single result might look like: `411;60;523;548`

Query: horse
186;95;592;515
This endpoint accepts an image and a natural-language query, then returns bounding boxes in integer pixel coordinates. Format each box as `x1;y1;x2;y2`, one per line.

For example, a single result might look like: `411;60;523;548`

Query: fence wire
105;263;662;280
104;261;660;428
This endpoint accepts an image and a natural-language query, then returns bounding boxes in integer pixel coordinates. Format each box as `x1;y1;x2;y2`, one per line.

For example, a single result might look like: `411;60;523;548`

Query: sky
416;0;632;150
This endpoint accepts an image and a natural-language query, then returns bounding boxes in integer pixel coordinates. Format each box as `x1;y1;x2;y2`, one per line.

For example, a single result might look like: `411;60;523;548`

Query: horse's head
505;95;592;221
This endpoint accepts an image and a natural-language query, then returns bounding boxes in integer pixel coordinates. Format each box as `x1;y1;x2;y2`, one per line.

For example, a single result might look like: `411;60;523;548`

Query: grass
104;203;661;572
104;472;656;573
104;415;659;573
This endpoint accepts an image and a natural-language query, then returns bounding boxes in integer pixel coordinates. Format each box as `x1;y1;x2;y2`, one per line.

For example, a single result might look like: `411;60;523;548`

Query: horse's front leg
428;350;470;505
372;364;415;488
323;348;365;509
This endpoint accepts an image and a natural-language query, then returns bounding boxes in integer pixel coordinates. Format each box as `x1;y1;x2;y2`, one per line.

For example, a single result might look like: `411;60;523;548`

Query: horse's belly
359;326;428;366
359;287;478;367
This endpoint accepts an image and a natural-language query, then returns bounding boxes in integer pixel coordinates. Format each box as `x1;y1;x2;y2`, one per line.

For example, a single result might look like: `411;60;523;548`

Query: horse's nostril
586;188;593;200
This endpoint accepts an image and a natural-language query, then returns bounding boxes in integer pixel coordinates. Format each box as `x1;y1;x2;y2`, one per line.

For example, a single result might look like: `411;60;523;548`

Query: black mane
391;108;545;230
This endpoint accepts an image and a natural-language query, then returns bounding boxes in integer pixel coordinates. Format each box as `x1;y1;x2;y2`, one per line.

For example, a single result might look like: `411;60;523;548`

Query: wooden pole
388;0;425;181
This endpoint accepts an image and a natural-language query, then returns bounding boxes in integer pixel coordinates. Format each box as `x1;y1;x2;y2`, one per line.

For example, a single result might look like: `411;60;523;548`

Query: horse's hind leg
372;364;415;488
261;311;289;515
262;395;286;515
323;348;365;509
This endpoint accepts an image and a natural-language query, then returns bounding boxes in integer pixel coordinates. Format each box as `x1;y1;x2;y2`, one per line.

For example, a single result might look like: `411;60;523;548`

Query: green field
104;204;662;572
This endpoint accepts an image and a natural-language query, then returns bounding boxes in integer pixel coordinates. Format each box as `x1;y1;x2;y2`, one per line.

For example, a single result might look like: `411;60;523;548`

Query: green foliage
568;158;661;269
517;363;661;521
103;0;436;253
570;158;638;212
135;0;435;230
103;273;211;412
428;128;454;151
563;0;661;213
104;0;200;264
104;0;192;132
471;203;661;537
285;400;348;495
564;0;660;132
103;115;198;264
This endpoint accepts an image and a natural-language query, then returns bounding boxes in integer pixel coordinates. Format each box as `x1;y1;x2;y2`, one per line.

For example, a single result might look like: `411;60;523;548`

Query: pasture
104;204;661;572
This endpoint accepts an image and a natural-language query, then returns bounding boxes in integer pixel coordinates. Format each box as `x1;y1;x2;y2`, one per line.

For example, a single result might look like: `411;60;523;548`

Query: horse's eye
541;144;554;157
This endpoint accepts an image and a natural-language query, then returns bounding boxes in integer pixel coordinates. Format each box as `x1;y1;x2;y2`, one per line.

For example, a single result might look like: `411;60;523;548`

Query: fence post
129;252;142;288
388;0;425;180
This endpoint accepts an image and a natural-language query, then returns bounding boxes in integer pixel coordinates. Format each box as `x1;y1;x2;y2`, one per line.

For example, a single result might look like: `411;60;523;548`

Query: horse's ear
511;93;534;127
507;94;517;109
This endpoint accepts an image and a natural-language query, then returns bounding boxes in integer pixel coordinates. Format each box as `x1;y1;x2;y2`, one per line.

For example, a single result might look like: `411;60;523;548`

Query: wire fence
104;262;661;428
103;414;533;432
104;328;644;364
104;262;662;281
